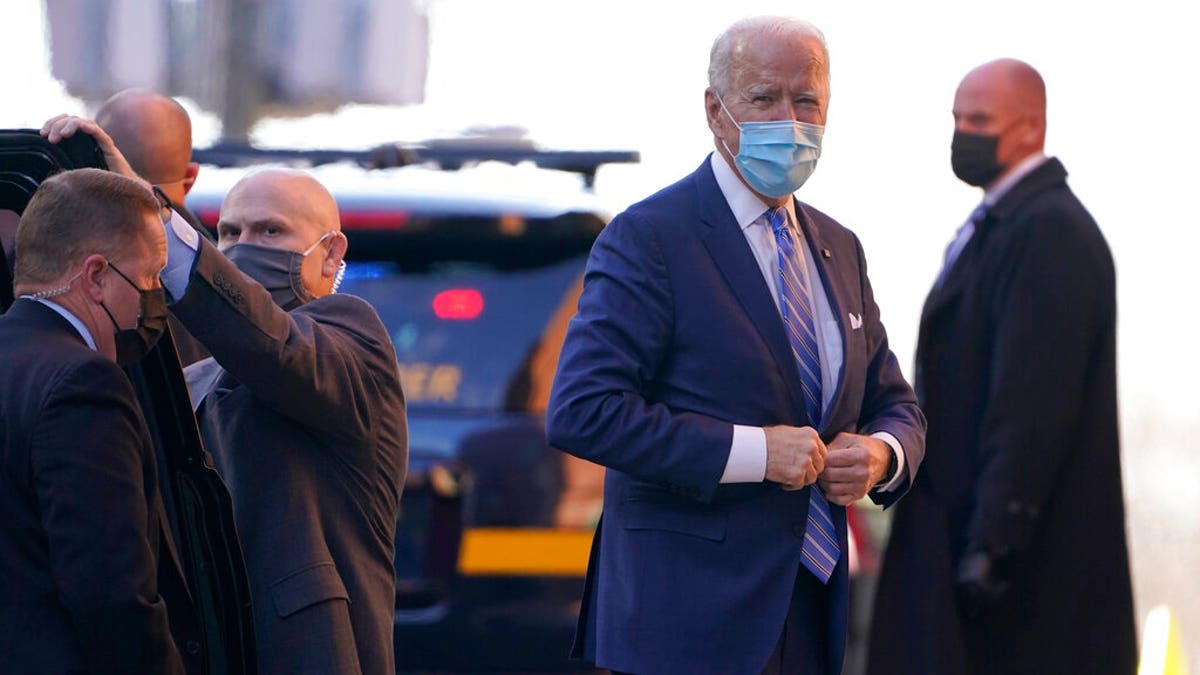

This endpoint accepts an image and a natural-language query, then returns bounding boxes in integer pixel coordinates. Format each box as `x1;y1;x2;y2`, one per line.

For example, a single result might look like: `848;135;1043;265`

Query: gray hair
708;16;829;95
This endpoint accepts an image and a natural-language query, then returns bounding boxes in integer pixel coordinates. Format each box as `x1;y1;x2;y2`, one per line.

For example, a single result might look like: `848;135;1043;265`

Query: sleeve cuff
721;425;767;483
162;210;200;302
871;431;906;493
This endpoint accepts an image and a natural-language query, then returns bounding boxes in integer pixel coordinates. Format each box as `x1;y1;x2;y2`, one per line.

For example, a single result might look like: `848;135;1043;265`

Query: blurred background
2;0;1197;671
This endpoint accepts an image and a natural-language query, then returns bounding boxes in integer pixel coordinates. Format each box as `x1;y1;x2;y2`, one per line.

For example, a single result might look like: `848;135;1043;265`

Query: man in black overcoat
866;58;1137;675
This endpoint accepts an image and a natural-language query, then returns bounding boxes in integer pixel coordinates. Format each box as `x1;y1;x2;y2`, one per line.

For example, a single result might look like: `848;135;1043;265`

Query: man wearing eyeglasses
0;167;192;674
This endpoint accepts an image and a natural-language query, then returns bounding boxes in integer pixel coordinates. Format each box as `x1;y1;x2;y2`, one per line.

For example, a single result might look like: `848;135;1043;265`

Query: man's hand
40;114;140;182
816;432;890;505
955;548;1013;620
764;425;827;490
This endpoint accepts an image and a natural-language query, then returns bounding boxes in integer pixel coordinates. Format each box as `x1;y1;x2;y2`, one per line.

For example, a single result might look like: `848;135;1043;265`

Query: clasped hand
765;427;890;505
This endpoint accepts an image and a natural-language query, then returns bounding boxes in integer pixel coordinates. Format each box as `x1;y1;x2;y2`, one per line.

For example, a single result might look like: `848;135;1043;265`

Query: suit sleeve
31;360;184;675
967;207;1111;554
546;212;733;502
171;239;400;441
851;234;927;507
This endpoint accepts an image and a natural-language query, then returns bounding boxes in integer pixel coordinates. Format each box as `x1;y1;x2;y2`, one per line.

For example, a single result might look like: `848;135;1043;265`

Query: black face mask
224;242;316;311
224;235;345;311
101;262;169;366
951;131;1005;187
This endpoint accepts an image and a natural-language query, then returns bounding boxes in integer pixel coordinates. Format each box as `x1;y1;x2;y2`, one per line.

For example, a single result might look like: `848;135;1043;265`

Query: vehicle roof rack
192;141;640;188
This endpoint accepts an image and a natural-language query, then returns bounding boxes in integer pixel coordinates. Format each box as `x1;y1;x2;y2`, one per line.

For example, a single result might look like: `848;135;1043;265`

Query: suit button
792;523;806;538
186;640;201;655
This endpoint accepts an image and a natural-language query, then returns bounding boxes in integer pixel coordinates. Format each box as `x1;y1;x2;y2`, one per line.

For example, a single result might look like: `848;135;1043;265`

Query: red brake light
432;289;483;320
197;208;220;228
339;211;410;230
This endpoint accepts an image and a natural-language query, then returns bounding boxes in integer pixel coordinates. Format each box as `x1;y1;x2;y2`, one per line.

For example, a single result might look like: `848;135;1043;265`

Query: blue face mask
718;94;824;198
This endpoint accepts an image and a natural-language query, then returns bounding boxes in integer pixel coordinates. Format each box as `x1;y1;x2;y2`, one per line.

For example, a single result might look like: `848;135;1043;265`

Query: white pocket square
849;313;863;330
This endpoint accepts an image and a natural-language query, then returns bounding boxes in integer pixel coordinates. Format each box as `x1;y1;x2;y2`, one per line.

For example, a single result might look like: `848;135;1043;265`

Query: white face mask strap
715;92;744;132
301;230;336;257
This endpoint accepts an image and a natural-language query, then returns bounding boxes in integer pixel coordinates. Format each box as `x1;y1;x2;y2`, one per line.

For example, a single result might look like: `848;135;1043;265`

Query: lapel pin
822;248;832;259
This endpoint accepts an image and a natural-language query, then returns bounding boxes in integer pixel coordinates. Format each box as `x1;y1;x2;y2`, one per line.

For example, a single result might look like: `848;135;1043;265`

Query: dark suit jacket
867;158;1136;675
546;157;925;675
173;240;408;675
0;299;191;675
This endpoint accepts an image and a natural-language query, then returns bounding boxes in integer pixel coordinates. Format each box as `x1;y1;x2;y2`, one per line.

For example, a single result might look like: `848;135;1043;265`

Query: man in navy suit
0;168;188;674
547;15;925;675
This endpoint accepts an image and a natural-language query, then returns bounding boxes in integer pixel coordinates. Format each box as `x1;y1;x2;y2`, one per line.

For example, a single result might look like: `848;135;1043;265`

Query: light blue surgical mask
718;94;824;198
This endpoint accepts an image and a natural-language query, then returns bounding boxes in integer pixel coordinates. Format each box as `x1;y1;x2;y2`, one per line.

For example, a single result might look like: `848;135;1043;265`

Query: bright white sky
10;0;1193;420
2;0;1199;660
1;7;1195;427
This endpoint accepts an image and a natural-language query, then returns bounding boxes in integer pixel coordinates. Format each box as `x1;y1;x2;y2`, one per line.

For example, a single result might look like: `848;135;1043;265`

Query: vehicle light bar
192;142;640;188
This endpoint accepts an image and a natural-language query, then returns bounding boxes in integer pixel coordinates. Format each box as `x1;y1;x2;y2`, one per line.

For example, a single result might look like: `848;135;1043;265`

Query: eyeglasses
151;185;174;225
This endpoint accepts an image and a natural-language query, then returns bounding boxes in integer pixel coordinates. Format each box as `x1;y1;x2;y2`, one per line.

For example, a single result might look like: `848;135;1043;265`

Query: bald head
953;58;1048;181
221;169;341;240
96;88;197;204
960;59;1046;122
217;169;346;298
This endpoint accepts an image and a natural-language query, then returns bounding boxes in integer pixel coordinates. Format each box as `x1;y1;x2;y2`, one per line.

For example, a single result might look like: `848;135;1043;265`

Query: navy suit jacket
547;157;925;675
0;300;188;675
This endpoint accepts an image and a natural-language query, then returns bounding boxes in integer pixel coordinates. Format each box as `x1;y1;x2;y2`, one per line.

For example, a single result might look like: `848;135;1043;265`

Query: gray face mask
225;232;341;311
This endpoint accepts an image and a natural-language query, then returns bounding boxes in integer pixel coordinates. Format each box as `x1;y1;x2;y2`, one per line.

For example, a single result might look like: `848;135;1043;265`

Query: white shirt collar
710;152;798;231
983;152;1048;206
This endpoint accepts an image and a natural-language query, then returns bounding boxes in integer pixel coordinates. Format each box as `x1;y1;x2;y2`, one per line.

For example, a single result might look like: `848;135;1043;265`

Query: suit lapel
693;164;811;424
794;202;848;431
922;157;1069;329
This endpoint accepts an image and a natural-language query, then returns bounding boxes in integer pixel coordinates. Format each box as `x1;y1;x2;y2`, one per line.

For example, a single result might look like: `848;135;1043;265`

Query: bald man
97;89;212;365
46;115;408;675
159;167;408;675
866;59;1136;675
96;88;207;237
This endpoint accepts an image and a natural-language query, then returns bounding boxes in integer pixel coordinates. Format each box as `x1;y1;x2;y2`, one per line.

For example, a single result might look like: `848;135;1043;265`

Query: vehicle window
340;254;586;413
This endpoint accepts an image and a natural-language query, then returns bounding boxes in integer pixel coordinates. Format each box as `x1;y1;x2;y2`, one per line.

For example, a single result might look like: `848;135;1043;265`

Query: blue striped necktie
769;206;840;583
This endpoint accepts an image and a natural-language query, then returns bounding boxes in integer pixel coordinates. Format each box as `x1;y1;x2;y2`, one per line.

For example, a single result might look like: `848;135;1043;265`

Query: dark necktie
769;207;839;583
935;202;988;287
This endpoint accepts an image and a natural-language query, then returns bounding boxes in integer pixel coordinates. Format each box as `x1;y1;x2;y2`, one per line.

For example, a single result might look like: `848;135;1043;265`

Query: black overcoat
867;158;1137;675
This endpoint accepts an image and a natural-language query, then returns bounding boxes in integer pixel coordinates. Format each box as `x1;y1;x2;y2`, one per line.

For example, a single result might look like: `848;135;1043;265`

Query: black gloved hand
955;548;1013;620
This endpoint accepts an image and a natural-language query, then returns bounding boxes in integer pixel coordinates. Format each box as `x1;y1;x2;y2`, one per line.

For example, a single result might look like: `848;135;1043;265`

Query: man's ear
704;87;724;136
81;254;109;303
322;231;348;279
181;162;200;195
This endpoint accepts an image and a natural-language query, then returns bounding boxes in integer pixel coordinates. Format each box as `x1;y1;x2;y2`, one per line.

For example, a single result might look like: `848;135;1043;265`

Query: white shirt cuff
721;425;767;483
871;431;906;492
162;210;199;302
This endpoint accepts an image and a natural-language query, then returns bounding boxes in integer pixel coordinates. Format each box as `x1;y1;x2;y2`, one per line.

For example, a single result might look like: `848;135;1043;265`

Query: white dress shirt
709;152;905;491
